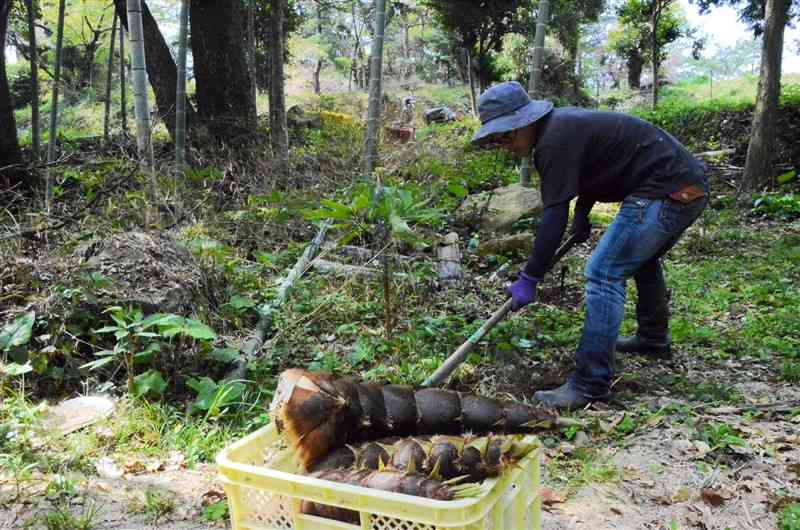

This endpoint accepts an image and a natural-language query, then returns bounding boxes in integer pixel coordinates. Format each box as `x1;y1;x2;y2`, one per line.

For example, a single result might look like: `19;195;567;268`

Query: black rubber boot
533;382;609;410
617;280;672;358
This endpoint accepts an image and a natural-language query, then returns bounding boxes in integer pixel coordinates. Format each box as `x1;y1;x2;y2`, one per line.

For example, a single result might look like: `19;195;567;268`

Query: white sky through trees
5;1;799;72
681;0;800;72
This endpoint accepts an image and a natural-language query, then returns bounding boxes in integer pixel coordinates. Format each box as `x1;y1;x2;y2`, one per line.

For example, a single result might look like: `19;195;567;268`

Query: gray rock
455;184;543;232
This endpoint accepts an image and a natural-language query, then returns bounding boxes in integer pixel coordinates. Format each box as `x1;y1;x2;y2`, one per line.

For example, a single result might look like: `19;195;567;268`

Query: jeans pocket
621;196;650;223
658;199;684;233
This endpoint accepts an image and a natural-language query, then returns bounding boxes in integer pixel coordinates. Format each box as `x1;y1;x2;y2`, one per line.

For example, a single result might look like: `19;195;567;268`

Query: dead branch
311;258;408;278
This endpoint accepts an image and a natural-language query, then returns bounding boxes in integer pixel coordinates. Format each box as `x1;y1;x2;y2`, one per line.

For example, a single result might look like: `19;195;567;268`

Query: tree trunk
247;0;257;119
363;0;388;176
120;21;128;137
114;0;196;140
651;10;660;109
743;0;789;190
269;0;289;174
190;0;256;140
520;0;550;187
627;53;643;89
25;0;40;160
175;0;189;167
45;0;66;210
314;58;323;95
0;0;23;189
466;49;477;118
104;14;118;145
127;0;157;212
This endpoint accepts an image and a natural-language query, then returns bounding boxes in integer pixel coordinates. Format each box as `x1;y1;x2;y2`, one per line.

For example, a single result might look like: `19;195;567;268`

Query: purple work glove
506;272;540;311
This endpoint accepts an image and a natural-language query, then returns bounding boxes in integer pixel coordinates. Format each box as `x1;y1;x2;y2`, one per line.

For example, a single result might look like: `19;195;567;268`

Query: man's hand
506;272;540;311
570;210;592;243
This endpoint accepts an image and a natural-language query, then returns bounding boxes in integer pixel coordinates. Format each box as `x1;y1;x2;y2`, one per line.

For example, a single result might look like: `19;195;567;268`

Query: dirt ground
540;362;800;530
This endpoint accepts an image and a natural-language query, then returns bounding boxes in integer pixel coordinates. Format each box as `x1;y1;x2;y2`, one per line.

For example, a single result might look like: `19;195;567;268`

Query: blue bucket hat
471;81;553;145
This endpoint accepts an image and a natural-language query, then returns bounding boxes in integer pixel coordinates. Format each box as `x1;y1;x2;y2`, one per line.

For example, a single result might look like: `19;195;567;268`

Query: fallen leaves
540;488;567;507
94;452;187;480
700;487;733;507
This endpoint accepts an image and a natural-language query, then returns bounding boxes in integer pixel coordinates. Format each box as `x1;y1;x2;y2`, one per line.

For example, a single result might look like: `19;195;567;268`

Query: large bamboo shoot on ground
270;369;559;470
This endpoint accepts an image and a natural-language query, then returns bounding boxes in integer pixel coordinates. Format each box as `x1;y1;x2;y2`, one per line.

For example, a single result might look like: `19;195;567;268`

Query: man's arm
524;201;570;279
506;201;569;311
571;196;595;242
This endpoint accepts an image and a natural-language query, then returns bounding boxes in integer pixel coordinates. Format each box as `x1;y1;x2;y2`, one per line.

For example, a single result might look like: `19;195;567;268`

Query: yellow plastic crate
217;424;542;530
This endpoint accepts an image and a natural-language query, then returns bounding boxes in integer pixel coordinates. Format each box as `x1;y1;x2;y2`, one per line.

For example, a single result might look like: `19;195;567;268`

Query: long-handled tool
422;232;584;387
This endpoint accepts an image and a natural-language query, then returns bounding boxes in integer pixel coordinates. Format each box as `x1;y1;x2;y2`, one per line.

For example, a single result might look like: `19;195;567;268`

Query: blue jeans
571;189;709;397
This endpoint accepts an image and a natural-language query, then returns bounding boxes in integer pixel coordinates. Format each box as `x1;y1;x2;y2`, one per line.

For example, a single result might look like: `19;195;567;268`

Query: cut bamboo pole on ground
226;221;331;381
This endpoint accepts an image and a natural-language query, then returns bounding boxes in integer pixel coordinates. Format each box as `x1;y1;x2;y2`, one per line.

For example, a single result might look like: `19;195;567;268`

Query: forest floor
3;201;799;530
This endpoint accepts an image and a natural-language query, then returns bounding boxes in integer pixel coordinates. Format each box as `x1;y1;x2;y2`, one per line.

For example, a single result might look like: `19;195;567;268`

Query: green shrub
752;192;800;220
781;504;800;530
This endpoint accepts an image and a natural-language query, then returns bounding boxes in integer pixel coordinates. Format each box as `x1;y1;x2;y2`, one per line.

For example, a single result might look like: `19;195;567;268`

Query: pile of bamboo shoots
269;369;556;522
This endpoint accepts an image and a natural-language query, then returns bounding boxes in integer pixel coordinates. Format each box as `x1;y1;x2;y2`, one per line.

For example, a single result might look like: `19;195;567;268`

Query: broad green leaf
133;370;168;397
0;311;35;352
2;362;33;376
94;326;121;334
187;377;243;415
203;501;228;522
109;311;129;328
778;170;796;184
447;182;468;198
319;199;352;220
140;313;174;328
229;295;257;311
211;347;240;363
135;332;160;338
187;376;219;412
352;190;371;211
389;213;412;235
80;356;116;371
161;318;217;341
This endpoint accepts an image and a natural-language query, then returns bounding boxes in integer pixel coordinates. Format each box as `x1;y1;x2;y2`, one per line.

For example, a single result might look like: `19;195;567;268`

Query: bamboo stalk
103;14;118;145
519;0;550;187
119;16;128;137
126;0;157;222
45;0;66;212
25;0;40;160
175;0;189;168
363;0;388;176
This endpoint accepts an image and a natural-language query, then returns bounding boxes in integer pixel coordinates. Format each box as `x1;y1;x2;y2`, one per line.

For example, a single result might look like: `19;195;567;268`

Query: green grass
668;73;800;104
666;220;800;366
